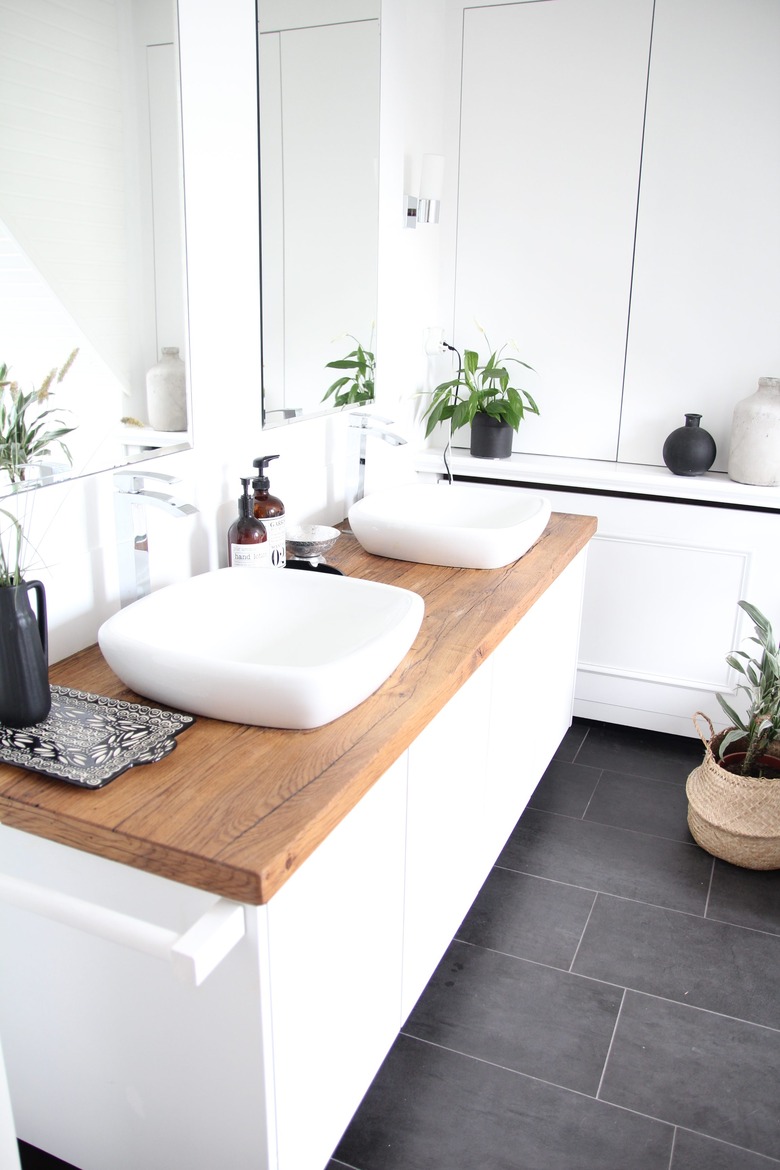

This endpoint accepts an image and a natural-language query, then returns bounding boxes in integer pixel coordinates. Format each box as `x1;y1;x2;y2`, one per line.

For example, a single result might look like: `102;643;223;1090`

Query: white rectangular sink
98;568;424;729
348;482;552;569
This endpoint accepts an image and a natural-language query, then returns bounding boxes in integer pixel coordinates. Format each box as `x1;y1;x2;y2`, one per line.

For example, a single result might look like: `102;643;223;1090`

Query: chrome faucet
113;470;198;607
349;413;407;505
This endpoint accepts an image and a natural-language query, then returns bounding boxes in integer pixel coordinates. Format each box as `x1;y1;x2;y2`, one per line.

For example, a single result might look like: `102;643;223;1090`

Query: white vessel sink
98;568;424;729
348;482;552;569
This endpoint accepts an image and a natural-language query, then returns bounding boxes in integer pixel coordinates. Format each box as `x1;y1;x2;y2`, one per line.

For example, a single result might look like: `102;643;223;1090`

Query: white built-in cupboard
443;0;780;469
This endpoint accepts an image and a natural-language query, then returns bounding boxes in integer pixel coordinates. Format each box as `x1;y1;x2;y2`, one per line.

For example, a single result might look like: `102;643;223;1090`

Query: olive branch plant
716;600;780;776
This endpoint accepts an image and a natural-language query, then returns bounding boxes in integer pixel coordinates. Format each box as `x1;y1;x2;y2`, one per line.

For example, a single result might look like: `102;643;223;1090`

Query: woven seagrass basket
686;713;780;870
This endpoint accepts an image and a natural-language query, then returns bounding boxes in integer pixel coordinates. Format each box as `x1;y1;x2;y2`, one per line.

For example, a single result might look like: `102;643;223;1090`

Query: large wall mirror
259;0;380;427
0;0;190;496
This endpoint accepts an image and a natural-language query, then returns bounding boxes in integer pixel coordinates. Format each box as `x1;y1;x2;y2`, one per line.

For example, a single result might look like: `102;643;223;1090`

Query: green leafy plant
0;349;79;482
322;335;375;407
422;333;539;438
716;600;780;776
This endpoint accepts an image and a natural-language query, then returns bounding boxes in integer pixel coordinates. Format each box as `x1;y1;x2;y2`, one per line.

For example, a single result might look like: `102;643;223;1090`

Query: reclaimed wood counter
0;512;595;904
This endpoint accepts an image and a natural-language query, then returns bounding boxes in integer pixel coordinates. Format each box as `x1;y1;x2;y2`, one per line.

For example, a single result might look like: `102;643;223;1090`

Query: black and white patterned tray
0;685;195;789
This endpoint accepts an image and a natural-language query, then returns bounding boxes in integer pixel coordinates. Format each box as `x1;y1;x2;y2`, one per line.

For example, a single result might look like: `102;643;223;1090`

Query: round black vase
470;412;514;459
0;580;51;727
662;413;717;476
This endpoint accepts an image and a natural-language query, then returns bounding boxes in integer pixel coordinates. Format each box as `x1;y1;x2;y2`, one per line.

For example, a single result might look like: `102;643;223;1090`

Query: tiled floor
18;721;780;1170
330;719;780;1170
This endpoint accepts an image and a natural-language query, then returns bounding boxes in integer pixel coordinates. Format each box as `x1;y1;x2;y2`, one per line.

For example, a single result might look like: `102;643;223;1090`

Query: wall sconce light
405;154;444;229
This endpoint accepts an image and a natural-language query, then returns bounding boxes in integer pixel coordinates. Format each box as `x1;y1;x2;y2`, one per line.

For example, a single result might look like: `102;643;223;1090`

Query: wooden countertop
0;512;596;904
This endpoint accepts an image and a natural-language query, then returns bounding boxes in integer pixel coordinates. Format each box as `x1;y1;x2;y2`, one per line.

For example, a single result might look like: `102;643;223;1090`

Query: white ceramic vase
146;346;187;432
727;377;780;487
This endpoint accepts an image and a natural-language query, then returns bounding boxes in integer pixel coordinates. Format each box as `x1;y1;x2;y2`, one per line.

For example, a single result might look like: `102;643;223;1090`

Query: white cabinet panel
579;535;748;687
267;757;407;1170
0;827;271;1170
485;552;585;858
402;664;492;1020
619;0;780;469
453;0;653;460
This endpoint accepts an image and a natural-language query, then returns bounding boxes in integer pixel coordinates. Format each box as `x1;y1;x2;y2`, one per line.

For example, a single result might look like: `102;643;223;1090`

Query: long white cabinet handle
0;873;245;987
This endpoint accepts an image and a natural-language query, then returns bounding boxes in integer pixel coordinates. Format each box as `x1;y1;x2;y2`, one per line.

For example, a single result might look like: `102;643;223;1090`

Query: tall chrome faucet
349;413;407;505
113;470;198;607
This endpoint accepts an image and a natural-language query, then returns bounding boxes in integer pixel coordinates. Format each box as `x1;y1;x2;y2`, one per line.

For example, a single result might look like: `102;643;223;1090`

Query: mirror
0;0;190;496
258;0;380;427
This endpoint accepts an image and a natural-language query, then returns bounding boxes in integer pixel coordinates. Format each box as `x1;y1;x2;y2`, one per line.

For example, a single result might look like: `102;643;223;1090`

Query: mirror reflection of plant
0;349;79;482
422;331;538;438
716;600;780;776
322;334;375;407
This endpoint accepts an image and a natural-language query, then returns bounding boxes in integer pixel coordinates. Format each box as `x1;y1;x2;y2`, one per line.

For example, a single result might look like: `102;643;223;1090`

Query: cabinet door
453;0;653;460
402;663;493;1020
267;757;407;1170
0;826;271;1170
484;551;587;860
619;0;780;469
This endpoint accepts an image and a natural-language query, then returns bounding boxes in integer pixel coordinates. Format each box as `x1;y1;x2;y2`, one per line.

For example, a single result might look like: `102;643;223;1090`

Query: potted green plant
686;600;780;869
322;334;375;407
422;332;539;459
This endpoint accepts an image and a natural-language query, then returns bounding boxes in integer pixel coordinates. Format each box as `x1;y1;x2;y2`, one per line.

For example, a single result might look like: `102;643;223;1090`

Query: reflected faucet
349;413;407;505
114;470;198;607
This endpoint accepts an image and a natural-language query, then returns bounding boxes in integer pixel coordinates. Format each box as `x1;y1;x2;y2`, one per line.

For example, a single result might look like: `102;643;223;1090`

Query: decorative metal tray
0;685;195;789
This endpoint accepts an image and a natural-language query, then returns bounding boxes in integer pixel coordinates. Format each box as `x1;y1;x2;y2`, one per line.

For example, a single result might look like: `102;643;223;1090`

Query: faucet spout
113;470;198;607
348;413;407;505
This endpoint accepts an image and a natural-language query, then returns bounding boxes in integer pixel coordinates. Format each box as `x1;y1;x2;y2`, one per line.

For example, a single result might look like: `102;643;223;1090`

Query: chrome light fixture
405;153;444;228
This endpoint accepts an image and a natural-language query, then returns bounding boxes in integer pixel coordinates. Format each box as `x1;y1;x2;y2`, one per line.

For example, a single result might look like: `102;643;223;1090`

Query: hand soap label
262;516;287;568
230;543;270;568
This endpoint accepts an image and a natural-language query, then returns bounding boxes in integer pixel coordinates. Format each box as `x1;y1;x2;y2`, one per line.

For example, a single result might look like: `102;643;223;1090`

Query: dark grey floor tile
707;860;780;936
584;769;693;842
335;1033;674;1170
456;868;595;969
601;992;780;1161
528;758;602;817
671;1129;780;1169
553;720;593;762
500;808;712;914
18;1144;79;1170
575;721;702;782
404;939;621;1096
574;894;780;1029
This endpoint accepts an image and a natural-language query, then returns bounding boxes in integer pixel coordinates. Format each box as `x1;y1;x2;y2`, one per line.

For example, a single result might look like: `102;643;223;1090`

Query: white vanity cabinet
0;542;589;1170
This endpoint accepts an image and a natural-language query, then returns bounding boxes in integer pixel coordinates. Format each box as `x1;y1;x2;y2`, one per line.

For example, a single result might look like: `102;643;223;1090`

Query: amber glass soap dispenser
252;455;286;567
228;477;268;567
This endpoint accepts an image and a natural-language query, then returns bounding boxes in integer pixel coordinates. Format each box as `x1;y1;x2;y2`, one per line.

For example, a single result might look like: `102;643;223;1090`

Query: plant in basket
686;600;780;869
715;600;780;778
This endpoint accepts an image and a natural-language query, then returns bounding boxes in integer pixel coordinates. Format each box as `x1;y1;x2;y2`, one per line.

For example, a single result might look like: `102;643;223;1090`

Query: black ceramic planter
662;413;717;476
0;580;51;727
469;412;513;459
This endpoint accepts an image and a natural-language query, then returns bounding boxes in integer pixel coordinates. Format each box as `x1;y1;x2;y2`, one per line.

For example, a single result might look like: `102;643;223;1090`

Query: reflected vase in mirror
146;347;187;432
0;579;51;727
662;413;717;476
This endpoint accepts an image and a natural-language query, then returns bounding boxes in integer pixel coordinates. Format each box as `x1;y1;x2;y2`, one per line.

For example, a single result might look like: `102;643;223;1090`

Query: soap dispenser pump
228;477;268;567
252;455;286;568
